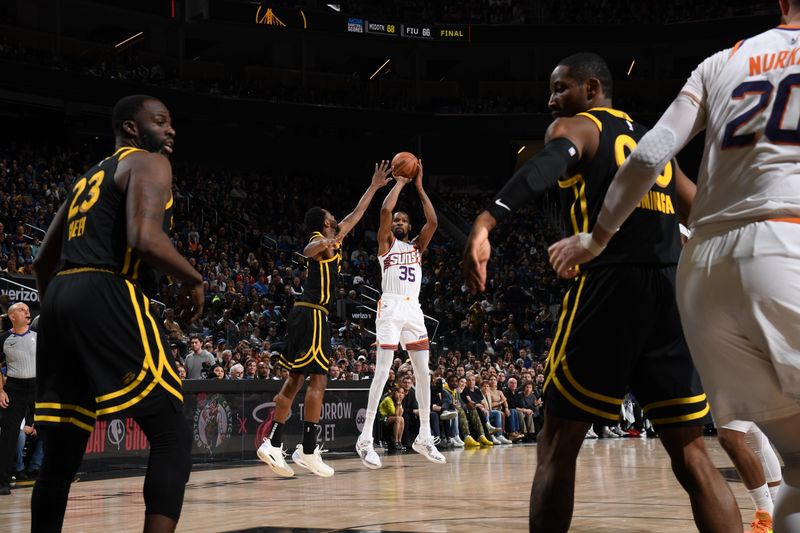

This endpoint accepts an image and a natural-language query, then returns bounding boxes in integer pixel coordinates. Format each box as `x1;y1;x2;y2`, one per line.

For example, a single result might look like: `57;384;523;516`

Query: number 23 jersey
60;147;173;297
378;237;422;297
682;26;800;229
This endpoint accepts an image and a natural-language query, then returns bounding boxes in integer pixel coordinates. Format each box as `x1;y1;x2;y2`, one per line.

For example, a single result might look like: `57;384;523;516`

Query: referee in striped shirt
0;302;36;495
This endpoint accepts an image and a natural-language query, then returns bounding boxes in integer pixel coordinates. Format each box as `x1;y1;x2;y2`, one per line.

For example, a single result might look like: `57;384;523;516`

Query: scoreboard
210;2;469;43
349;19;469;42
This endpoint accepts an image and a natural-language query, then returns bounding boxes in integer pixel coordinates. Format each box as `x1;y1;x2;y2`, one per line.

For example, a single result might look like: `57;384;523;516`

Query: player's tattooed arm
126;152;204;319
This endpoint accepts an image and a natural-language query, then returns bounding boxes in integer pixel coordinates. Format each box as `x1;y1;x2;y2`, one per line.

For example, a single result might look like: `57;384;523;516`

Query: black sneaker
0;483;10;495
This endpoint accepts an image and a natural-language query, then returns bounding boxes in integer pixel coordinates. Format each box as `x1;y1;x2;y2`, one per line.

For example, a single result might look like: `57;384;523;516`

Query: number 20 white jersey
378;237;422;297
682;25;800;229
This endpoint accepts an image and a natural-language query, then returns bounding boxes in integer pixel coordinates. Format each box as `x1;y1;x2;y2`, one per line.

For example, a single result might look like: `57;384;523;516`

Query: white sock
360;348;393;441
770;484;782;501
409;349;431;440
747;483;774;514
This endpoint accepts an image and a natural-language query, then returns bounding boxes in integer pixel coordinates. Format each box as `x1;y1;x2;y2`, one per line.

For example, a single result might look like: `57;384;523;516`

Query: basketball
391;152;419;179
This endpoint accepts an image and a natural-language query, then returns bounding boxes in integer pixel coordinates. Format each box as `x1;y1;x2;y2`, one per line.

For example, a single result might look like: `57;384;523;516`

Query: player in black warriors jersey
257;162;391;478
31;95;203;533
463;55;740;532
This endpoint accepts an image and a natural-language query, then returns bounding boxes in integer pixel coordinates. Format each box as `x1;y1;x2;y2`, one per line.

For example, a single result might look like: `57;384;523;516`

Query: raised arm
335;160;392;241
125;152;204;319
378;175;412;256
412;161;438;253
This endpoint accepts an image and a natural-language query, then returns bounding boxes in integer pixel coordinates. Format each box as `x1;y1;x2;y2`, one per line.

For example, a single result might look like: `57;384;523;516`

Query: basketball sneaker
496;434;513;444
451;435;465;448
478;434;494;446
463;435;481;447
746;509;773;533
412;437;446;464
292;444;334;477
257;438;294;477
355;437;382;469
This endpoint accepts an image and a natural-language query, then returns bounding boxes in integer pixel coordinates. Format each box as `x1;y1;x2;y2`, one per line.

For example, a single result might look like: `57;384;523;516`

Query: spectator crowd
1;135;665;451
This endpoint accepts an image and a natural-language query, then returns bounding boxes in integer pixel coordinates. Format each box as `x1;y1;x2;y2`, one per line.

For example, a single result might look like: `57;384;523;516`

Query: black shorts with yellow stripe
280;302;331;375
542;265;711;429
35;269;183;432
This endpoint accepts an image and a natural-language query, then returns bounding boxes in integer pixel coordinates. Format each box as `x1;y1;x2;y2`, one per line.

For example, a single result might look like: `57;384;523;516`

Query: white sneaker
292;444;334;477
611;426;626;437
585;427;598;439
451;435;465;448
491;435;502;445
257;438;294;477
412;436;446;464
602;427;618;438
486;423;500;435
497;434;512;445
355;437;382;469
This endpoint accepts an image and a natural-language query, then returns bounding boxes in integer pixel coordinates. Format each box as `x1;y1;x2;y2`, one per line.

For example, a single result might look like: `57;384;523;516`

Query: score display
212;2;469;42
365;21;400;36
346;18;467;42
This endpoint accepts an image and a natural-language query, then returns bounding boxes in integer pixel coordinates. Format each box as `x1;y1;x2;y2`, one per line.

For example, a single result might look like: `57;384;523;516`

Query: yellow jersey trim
643;393;707;414
576;112;603;132
34;415;94;432
649;403;710;426
35;402;97;419
294;301;329;315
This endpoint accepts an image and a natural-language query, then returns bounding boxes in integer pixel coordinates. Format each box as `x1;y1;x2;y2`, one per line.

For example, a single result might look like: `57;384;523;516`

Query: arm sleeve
486;137;581;222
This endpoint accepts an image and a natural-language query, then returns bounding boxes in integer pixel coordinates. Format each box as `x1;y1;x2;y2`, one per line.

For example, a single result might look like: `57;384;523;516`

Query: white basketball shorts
677;219;800;426
375;293;429;351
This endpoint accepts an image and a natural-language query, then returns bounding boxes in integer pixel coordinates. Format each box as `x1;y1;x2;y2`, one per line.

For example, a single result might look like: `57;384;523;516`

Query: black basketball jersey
558;107;681;268
60;146;174;296
298;231;341;309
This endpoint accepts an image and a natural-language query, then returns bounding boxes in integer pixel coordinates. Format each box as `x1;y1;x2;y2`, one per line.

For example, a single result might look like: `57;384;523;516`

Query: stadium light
115;31;144;48
369;59;391;80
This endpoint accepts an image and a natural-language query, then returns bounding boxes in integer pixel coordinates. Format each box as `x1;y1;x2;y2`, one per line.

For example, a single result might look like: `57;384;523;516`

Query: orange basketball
391;152;419;179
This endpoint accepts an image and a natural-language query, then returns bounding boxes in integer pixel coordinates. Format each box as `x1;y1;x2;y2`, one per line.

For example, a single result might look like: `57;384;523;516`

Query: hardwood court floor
0;438;758;533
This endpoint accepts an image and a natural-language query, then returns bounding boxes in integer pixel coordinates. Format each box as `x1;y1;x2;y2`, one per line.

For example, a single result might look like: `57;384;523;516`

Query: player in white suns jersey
547;2;800;529
379;238;422;297
355;162;445;468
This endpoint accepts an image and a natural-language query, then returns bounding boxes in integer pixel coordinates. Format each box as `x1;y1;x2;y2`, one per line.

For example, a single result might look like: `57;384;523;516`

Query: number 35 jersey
682;26;800;229
60;147;173;297
378;237;422;297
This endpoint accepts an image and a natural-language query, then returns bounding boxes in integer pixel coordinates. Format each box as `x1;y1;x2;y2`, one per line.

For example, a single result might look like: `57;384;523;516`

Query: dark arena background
0;1;787;532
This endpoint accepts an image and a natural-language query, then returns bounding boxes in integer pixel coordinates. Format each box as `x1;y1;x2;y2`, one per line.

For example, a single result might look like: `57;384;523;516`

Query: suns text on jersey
383;251;421;270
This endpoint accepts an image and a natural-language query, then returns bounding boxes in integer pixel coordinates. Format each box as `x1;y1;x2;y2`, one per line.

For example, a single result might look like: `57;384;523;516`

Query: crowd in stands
0;137;604;446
